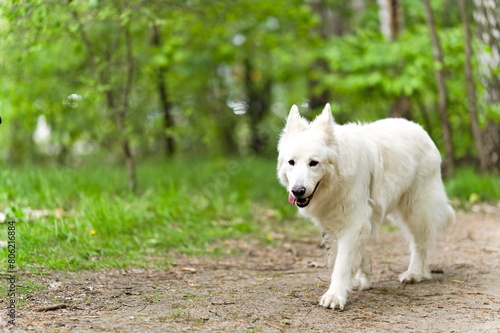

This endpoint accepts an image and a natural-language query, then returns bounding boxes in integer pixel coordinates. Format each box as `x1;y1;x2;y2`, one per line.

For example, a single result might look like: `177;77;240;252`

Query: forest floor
2;205;500;332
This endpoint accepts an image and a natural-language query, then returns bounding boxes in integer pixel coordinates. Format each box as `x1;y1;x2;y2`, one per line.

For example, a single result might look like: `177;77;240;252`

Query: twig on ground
36;303;68;312
264;322;285;332
209;309;222;317
460;245;500;252
210;301;235;305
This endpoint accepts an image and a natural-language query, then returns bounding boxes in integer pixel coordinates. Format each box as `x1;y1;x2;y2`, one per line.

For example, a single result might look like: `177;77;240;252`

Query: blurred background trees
1;0;499;187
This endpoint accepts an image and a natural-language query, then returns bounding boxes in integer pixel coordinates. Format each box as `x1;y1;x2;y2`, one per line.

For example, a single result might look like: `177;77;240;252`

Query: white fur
277;104;455;310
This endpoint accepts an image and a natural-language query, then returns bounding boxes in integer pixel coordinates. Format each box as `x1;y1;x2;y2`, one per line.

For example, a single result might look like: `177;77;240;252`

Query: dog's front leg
319;234;363;310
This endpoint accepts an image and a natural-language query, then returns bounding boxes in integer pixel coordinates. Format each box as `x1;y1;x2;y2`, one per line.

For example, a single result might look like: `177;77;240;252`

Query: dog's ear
276;154;289;187
311;103;335;144
283;105;308;134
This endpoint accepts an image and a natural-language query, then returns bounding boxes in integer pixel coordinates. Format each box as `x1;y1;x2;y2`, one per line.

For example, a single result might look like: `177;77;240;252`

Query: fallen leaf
54;208;65;219
180;267;196;273
26;209;51;220
49;282;62;290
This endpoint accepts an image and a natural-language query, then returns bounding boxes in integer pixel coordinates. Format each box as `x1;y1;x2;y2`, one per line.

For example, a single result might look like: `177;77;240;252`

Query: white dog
277;104;455;310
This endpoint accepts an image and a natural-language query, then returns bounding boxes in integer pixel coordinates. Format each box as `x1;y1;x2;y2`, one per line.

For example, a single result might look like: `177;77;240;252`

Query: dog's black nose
291;186;306;197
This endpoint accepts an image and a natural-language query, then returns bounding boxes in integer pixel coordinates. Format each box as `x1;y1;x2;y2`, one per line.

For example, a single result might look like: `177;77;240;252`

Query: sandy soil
2;205;500;332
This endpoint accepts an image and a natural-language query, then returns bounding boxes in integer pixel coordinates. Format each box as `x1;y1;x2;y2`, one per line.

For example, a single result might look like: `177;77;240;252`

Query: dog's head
277;104;337;208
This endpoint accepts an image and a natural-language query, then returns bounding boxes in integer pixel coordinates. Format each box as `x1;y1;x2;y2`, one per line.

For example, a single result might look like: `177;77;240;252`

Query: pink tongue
288;193;296;205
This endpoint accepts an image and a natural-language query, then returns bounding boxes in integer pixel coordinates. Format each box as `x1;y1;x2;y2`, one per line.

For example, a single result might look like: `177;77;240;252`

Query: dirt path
2;206;500;332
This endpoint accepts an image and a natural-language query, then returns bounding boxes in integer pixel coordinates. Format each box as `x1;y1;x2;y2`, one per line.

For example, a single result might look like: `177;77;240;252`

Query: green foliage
0;0;497;164
445;167;500;203
319;23;478;161
0;0;321;160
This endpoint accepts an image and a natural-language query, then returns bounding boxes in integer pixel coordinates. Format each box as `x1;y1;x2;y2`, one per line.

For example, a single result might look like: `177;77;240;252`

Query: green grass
1;158;499;272
0;156;299;271
444;167;500;204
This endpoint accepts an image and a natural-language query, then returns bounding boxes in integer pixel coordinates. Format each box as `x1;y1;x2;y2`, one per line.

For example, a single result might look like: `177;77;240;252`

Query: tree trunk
215;102;239;155
390;96;412;120
308;59;331;111
473;0;500;171
376;0;412;120
244;59;272;154
152;24;175;156
308;0;346;111
105;88;137;192
422;0;455;176
377;0;404;41
310;0;347;38
483;122;500;168
415;97;435;142
100;25;137;192
459;0;489;172
120;24;137;192
71;6;137;191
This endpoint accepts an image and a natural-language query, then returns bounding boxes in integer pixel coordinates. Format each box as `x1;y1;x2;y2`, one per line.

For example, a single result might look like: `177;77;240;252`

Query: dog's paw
399;271;431;284
352;277;371;291
319;291;347;310
352;272;372;291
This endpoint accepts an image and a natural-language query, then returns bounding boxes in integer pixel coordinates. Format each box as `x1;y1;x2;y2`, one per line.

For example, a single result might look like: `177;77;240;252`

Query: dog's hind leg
353;247;372;291
398;227;432;284
397;202;434;283
398;179;453;284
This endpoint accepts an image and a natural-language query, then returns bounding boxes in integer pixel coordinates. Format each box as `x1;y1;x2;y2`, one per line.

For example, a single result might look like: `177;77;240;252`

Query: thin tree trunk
377;0;412;120
120;24;137;192
459;0;488;172
105;87;137;192
474;0;500;171
422;0;455;176
390;96;412;120
158;70;176;156
415;97;435;142
244;59;272;154
377;0;404;41
308;0;343;110
123;140;136;192
152;23;175;156
308;59;331;111
71;7;137;191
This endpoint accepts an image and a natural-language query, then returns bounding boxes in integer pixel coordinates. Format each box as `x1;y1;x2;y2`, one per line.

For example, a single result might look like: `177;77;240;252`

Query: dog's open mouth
288;182;320;208
296;196;311;208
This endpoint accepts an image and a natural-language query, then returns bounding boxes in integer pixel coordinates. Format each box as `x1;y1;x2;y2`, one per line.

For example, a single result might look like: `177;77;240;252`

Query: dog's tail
433;202;455;235
443;203;456;230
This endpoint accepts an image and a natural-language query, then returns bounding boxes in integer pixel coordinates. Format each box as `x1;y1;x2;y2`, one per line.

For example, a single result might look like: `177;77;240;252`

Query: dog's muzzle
288;182;320;208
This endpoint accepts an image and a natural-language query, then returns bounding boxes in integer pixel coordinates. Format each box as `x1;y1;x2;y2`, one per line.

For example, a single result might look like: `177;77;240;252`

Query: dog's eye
288;160;295;166
309;160;319;167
